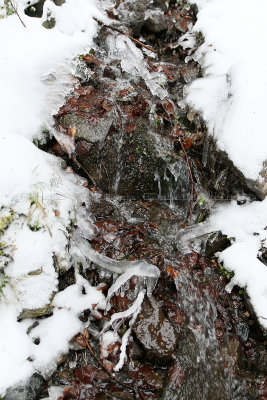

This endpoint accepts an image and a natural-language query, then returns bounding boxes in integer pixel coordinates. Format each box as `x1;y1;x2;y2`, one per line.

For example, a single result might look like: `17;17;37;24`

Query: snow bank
181;0;267;330
198;199;267;329
181;0;267;182
0;0;109;394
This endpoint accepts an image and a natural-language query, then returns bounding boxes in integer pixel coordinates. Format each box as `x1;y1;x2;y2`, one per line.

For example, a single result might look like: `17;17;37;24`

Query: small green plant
154;117;161;128
29;219;41;231
157;74;167;88
0;210;13;232
218;262;235;280
0;241;7;256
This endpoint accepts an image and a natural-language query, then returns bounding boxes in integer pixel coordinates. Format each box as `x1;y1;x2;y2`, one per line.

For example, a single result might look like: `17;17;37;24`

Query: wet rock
133;296;179;366
4;373;46;400
59;114;113;143
143;9;169;33
78;120;190;200
18;303;53;320
90;199;115;218
203;231;231;258
162;333;232;400
42;16;56;29
179;63;200;84
188;231;231;257
246;162;267;200
24;0;65;18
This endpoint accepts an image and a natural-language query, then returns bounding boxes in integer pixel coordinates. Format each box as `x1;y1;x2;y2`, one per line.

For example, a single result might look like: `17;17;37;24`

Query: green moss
0;211;13;232
218;262;235;280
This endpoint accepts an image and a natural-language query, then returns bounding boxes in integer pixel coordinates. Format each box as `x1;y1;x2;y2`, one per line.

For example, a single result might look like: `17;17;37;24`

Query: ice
100;290;145;372
115;35;168;100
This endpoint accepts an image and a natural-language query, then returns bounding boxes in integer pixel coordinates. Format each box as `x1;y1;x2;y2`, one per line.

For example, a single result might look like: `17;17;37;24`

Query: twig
71;154;97;187
9;0;26;28
93;17;157;54
81;332;137;394
52;132;97;186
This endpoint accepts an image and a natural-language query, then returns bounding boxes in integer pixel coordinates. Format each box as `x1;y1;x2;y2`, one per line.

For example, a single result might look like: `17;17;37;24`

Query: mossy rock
77;119;190;200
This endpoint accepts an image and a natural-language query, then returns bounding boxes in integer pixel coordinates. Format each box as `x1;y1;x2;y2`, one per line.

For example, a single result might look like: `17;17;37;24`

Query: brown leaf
75;365;99;384
67;126;77;138
102;359;115;371
128;154;135;162
166;265;179;278
162;99;175;115
62;384;81;399
54;209;60;217
125;123;137;133
168;364;185;388
82;54;101;66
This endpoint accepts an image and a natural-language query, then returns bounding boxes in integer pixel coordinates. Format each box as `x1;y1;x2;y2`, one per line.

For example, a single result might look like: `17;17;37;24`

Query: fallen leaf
168;364;185;388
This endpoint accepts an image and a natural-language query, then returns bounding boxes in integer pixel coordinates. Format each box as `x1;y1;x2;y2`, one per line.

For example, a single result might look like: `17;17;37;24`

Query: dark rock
103;66;117;80
78;120;190;200
4;373;46;400
143;9;169;33
179;63;200;84
203;231;231;258
162;333;239;400
42;16;56;29
133;296;179;366
59;114;113;143
25;0;64;18
188;231;231;258
90;199;115;218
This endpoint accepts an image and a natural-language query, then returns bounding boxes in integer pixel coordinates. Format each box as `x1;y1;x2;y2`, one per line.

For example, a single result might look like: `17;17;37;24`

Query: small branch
81;332;137;394
71;154;97;187
9;0;26;28
93;17;157;54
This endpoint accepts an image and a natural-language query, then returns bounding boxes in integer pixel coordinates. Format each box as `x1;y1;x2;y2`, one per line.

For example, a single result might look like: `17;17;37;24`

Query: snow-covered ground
0;2;161;394
0;0;107;394
180;0;267;329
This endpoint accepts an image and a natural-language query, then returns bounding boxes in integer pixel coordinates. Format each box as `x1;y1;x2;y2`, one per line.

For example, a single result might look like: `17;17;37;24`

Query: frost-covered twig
80;330;137;393
9;0;26;28
73;237;160;298
93;17;157;54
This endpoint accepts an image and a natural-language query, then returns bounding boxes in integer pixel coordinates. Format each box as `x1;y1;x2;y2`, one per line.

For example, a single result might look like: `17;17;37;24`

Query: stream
13;1;267;399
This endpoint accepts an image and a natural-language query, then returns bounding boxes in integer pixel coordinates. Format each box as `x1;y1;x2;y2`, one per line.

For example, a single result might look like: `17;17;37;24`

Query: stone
78;120;190;200
42;16;56;29
4;373;46;400
25;0;64;18
18;303;53;319
90;199;115;218
133;296;179;366
143;9;169;33
59;114;113;143
246;161;267;200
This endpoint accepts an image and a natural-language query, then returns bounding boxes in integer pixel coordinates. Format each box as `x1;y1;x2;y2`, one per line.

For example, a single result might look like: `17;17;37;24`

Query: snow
180;0;267;330
0;0;110;395
0;2;160;393
180;0;267;181
198;199;267;329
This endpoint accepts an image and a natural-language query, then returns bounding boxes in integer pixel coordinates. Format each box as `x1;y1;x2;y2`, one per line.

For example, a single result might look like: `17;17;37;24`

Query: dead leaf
168;364;185;388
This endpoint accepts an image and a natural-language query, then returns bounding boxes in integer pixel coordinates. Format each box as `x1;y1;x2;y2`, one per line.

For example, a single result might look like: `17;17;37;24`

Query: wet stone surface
133;296;179;366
